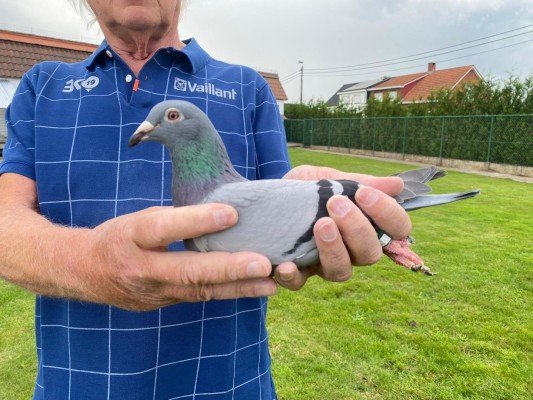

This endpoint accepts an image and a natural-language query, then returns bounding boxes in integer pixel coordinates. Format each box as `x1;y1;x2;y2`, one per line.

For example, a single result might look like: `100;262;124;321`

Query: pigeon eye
166;109;181;121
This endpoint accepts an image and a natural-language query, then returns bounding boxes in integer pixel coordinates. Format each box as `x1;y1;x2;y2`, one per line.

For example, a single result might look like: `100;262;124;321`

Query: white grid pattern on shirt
152;55;177;400
65;67;89;400
4;52;289;399
108;58;125;400
40;303;264;332
42;334;269;377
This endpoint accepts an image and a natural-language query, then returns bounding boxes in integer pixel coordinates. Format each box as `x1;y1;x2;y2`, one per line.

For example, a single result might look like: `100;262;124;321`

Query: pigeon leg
381;237;435;276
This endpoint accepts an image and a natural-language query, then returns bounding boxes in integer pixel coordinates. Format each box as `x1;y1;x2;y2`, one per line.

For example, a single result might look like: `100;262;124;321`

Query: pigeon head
128;100;244;206
128;100;215;148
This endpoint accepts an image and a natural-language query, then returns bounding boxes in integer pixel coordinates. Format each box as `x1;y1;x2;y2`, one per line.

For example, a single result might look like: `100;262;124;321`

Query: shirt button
105;50;113;58
125;74;133;83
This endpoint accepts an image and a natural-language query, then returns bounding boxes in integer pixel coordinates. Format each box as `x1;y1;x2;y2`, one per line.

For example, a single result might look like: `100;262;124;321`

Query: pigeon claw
410;264;436;276
382;238;436;276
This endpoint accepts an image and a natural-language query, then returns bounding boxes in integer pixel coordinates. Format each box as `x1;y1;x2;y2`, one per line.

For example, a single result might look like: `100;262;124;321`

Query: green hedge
285;115;533;166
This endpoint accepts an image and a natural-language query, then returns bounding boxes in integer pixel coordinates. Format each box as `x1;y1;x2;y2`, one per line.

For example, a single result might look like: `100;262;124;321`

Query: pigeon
128;100;480;275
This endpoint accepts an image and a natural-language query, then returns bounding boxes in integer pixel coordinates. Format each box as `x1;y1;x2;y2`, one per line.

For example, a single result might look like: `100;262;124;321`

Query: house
367;72;427;103
0;79;18;145
257;71;288;116
0;29;288;152
367;63;482;103
327;78;386;109
0;29;98;152
401;64;482;103
326;82;359;107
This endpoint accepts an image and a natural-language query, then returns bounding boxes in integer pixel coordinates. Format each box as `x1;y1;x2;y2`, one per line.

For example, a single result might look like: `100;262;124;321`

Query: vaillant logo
174;78;237;100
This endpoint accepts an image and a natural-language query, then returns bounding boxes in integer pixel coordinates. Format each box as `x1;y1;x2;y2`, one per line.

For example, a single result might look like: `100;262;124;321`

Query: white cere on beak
128;120;157;147
133;121;155;138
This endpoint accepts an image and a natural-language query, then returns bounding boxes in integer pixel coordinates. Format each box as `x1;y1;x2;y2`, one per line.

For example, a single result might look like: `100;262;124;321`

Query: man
0;1;411;398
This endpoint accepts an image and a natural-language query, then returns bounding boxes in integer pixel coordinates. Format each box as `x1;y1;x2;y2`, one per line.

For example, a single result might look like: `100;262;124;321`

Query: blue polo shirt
0;38;290;400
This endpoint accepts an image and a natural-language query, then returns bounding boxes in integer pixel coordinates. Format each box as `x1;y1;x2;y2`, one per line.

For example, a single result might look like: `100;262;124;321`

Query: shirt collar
84;40;109;70
85;37;211;74
175;38;211;73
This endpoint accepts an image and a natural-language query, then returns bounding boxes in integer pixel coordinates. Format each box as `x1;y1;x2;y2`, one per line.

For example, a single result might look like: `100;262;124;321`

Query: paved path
293;146;533;184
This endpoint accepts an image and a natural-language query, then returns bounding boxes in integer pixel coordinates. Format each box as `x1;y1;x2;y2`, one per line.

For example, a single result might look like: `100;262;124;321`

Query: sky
0;0;532;103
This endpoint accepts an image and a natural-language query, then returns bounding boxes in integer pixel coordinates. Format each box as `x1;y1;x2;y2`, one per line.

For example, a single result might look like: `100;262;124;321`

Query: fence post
347;119;352;153
402;118;408;159
327;119;332;151
372;119;376;157
310;119;314;148
486;115;495;170
438;117;446;166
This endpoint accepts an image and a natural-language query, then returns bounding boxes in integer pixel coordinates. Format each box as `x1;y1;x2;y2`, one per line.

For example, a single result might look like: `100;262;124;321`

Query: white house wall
0;79;21;145
339;89;368;108
276;100;285;116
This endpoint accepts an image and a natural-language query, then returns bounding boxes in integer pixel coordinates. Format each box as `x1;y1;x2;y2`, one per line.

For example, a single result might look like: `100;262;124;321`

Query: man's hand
275;165;412;290
0;173;276;312
84;204;276;310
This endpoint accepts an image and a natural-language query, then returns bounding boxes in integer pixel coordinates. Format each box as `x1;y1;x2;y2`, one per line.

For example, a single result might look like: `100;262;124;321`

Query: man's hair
66;0;97;25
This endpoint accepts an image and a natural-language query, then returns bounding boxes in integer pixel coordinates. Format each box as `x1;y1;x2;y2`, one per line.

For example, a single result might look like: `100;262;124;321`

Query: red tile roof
403;65;479;102
0;30;96;78
369;72;428;90
0;30;288;102
259;71;288;101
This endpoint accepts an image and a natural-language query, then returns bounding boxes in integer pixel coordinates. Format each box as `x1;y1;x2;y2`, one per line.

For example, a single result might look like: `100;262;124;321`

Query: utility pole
298;60;304;104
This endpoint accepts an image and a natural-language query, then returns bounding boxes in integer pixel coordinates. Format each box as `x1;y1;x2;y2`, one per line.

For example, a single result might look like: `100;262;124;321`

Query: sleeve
252;82;291;180
0;72;37;180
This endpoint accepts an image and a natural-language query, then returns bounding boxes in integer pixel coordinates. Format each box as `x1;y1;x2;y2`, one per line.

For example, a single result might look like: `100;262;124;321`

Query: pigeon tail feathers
400;189;481;211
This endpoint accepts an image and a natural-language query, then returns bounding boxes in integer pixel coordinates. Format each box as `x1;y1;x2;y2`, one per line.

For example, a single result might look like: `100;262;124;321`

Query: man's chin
120;8;165;31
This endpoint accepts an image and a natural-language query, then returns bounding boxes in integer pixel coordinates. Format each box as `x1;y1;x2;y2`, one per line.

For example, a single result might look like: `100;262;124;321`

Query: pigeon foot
410;264;436;276
382;238;435;276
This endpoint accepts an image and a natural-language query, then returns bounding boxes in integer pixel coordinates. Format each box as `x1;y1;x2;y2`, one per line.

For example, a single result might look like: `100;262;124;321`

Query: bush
284;75;533;119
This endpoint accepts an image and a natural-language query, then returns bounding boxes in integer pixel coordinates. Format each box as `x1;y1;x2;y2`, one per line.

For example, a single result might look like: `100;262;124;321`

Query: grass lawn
1;148;532;399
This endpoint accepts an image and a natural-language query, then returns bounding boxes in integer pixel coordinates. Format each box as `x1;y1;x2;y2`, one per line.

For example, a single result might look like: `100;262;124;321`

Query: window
374;92;383;101
0;108;6;142
389;91;398;100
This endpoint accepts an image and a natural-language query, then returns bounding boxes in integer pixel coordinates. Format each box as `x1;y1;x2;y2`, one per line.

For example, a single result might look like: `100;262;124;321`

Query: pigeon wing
190;179;344;267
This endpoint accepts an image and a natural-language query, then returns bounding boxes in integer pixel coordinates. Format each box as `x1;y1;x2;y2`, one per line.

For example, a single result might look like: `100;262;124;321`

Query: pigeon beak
128;121;155;147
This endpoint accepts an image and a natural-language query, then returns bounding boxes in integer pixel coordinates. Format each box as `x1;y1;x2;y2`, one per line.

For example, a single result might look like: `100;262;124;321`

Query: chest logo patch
174;77;237;101
62;76;100;93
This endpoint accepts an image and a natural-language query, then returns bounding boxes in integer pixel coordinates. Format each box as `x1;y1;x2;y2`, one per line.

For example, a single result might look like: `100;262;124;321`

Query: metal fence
284;114;533;167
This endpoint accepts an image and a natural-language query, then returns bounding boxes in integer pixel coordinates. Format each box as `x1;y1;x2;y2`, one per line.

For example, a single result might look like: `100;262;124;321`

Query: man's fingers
207;278;277;300
325;198;384;266
274;262;310;291
147;251;272;286
284;165;404;196
146;250;275;302
129;204;238;248
347;175;403;196
163;278;278;302
313;217;353;280
134;206;168;215
355;186;412;239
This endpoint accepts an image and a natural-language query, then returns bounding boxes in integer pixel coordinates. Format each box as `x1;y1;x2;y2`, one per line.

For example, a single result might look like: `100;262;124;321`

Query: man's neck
103;27;185;76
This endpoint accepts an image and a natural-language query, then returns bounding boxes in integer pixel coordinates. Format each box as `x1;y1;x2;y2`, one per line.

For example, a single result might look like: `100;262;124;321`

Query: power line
305;30;533;75
306;24;533;72
283;74;301;85
281;71;301;82
281;70;300;81
302;39;533;79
